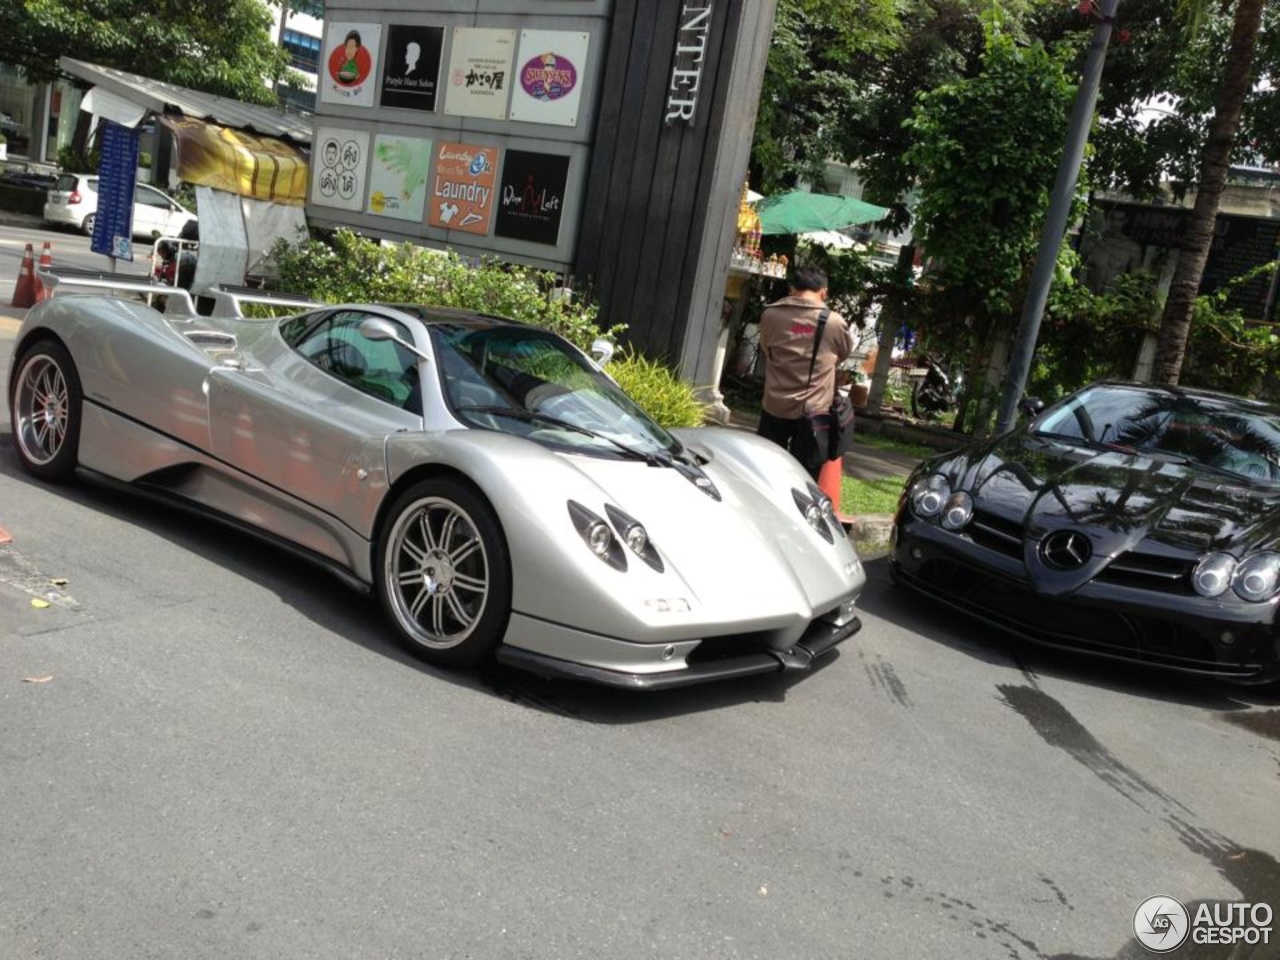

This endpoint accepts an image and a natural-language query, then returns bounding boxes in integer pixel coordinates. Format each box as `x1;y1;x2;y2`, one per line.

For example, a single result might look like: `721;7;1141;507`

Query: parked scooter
908;354;964;419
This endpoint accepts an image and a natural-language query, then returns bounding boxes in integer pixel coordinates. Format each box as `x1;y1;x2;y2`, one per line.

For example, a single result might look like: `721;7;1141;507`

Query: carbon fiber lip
495;616;861;690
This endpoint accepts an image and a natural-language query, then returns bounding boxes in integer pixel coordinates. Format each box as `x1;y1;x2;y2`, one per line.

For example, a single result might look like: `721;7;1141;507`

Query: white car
43;174;197;239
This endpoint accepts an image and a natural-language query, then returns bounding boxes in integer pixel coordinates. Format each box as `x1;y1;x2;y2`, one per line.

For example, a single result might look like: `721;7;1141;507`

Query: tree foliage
752;0;904;197
0;0;294;106
903;23;1075;328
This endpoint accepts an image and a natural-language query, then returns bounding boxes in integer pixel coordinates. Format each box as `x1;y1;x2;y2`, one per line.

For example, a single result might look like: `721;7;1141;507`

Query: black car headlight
1192;553;1236;598
1232;552;1280;602
940;491;974;531
909;474;951;519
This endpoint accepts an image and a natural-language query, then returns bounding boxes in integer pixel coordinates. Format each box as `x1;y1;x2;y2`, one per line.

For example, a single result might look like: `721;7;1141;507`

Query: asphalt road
1;224;1278;960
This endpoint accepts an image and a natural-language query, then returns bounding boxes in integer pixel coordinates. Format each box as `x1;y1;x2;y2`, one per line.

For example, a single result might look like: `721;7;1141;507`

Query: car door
133;184;178;238
205;309;425;536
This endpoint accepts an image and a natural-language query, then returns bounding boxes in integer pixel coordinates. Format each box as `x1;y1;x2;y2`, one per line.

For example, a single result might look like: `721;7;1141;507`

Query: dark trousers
757;410;821;479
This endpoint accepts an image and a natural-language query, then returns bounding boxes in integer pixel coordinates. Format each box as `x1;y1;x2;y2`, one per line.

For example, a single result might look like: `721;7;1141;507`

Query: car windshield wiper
455;405;674;466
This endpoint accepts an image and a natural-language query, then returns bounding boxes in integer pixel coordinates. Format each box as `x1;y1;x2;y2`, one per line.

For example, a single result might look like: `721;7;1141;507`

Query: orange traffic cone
33;241;53;302
818;457;852;527
11;242;36;308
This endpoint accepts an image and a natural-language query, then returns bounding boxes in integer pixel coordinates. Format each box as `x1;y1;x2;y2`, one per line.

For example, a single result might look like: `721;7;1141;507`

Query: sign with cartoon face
367;134;433;222
380;25;444;112
311;127;369;212
495;150;570;246
508;30;590;127
428;141;499;235
443;27;517;121
320;22;382;108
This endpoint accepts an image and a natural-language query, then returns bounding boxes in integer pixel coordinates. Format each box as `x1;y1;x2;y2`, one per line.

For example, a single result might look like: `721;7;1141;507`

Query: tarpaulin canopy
161;116;309;206
754;190;888;235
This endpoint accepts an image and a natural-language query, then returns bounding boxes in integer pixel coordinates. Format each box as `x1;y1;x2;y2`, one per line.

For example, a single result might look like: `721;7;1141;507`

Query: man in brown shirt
756;265;854;476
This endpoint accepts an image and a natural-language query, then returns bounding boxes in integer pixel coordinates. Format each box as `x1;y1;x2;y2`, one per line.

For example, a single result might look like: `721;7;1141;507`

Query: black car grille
967;509;1024;559
905;558;1266;678
1095;550;1194;595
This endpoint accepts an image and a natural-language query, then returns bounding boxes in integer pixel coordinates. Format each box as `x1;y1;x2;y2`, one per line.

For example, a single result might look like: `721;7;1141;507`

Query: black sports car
891;381;1280;684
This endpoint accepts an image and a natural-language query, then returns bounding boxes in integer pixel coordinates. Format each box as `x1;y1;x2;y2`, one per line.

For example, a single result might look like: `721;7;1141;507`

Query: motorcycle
908;354;964;419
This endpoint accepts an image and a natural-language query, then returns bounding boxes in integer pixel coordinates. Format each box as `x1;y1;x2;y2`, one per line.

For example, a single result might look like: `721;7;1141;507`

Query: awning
58;57;312;144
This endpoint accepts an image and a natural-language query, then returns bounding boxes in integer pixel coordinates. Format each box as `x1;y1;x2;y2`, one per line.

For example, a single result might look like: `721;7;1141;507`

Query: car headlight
604;504;664;572
586;521;613;557
909;474;951;519
940;491;974;530
1192;553;1236;598
792;487;835;544
568;501;625;570
623;524;648;554
1232;552;1280;602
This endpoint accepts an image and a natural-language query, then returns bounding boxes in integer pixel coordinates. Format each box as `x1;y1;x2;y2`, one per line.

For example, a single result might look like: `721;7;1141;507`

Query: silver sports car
8;270;865;689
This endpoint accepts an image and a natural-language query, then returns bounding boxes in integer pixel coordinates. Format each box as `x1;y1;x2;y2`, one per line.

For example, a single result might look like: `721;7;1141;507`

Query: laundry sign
428;141;499;235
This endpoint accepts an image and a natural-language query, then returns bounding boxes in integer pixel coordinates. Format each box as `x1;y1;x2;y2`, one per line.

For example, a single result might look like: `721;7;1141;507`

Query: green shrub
267;229;618;350
607;349;708;428
57;145;99;173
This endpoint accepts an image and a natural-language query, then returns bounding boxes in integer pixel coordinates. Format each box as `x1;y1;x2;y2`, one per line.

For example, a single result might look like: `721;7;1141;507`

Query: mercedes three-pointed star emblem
1041;530;1092;570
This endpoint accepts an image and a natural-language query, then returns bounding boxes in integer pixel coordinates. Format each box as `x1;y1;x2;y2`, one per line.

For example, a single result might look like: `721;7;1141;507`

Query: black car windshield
1034;384;1280;484
430;322;680;458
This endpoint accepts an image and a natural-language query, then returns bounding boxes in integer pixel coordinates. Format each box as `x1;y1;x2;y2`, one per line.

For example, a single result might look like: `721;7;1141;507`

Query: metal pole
993;0;1118;434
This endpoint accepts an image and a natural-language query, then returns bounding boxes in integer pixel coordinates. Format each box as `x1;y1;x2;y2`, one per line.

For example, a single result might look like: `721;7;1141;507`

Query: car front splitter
495;616;861;690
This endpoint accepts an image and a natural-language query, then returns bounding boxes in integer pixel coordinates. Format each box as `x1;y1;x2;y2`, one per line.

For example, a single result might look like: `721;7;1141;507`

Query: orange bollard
10;242;36;308
34;241;53;302
818;457;852;525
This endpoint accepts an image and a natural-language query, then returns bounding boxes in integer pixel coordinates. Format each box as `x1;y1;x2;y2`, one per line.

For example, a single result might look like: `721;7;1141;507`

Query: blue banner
90;121;140;260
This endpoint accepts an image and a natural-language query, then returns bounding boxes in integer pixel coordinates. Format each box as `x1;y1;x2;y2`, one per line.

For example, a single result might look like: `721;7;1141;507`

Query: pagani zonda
892;382;1280;684
8;271;864;689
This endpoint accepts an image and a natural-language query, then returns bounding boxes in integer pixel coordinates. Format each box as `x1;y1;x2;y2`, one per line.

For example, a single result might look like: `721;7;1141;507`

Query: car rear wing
34;266;321;320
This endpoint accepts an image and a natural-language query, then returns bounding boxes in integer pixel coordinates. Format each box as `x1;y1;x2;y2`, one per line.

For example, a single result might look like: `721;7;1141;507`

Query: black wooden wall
574;0;777;377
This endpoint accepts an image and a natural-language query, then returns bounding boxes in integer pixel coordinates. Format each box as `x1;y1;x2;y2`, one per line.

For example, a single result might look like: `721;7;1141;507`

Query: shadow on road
0;431;839;723
856;557;1280;712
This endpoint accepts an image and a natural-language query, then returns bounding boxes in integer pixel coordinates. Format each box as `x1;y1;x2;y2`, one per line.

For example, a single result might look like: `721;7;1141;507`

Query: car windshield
430;322;680;459
1034;384;1280;484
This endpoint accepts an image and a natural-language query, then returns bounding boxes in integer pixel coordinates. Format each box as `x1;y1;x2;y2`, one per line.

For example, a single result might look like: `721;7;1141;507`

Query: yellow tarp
162;116;309;206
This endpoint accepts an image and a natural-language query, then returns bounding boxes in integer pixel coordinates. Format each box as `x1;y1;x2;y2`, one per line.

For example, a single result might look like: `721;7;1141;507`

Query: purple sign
519;53;577;102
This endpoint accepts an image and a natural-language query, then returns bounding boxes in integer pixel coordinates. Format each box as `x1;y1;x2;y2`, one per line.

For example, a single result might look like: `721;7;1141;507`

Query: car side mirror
359;316;430;362
1019;396;1045;418
590;338;615;366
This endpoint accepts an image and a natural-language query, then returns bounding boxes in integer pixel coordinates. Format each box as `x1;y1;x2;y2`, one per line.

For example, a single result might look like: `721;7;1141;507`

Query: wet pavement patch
996;683;1186;811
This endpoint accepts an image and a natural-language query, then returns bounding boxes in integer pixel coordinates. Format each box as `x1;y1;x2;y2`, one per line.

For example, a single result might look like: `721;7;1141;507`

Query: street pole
993;0;1118;435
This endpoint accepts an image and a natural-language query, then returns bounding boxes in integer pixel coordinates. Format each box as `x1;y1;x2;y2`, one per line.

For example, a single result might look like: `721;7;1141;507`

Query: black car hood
941;432;1280;558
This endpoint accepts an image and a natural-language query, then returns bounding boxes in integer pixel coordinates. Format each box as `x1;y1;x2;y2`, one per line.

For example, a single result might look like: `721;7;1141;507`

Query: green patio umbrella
754;190;889;235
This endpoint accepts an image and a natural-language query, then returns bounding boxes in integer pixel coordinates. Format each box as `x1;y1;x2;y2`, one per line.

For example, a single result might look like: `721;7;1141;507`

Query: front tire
10;339;83;483
375;478;512;667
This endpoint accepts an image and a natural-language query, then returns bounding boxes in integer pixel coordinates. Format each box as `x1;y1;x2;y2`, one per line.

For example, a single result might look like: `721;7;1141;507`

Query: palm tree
1151;0;1266;384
